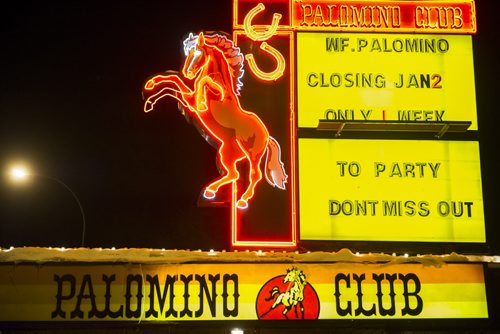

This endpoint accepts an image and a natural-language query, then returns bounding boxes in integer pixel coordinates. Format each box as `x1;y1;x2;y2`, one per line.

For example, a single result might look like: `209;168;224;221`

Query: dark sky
0;0;235;249
1;1;499;252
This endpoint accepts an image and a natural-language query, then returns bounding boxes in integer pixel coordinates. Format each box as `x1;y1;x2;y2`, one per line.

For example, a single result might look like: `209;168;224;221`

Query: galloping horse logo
143;32;287;209
256;267;320;320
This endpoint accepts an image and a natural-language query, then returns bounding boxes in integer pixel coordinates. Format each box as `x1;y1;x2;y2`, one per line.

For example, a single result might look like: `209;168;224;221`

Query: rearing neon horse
143;32;287;209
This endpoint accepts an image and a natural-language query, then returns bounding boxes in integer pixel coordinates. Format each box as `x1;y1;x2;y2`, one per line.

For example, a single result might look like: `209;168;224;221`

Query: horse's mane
184;32;245;95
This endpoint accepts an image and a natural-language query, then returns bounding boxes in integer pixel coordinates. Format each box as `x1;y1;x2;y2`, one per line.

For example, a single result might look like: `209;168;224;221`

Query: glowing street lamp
10;166;30;181
7;164;87;247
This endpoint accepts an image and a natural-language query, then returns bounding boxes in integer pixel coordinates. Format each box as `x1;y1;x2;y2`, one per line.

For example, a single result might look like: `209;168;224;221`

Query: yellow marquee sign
0;262;488;321
297;32;477;130
231;0;483;247
299;139;485;242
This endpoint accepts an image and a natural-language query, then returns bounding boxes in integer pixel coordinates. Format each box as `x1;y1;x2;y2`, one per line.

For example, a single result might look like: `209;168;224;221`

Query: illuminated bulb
231;329;244;334
355;252;360;256
392;252;396;256
404;253;409;258
111;247;116;250
9;166;29;181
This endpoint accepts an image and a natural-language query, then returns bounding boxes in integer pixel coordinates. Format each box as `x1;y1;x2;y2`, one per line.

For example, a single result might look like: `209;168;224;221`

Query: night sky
1;1;499;252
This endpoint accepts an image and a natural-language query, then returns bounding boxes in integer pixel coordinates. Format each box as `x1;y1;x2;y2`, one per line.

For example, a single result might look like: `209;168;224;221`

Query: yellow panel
0;263;488;321
298;139;485;242
297;33;477;130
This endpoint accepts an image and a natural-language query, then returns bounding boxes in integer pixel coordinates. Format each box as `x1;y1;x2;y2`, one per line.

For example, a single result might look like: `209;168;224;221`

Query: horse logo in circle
256;267;320;320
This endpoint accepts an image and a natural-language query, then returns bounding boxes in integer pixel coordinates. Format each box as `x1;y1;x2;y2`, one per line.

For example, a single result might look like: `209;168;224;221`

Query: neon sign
293;1;476;33
293;1;477;33
234;0;477;34
245;41;286;81
243;3;287;81
143;0;480;248
233;3;296;247
243;2;282;41
143;32;288;210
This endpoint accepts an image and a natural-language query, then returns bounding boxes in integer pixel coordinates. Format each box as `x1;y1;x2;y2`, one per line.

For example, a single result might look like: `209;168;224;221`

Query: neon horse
143;32;287;209
261;267;307;319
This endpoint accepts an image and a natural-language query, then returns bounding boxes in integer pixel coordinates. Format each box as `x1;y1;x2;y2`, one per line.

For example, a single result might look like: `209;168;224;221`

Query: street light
10;166;29;180
7;164;87;247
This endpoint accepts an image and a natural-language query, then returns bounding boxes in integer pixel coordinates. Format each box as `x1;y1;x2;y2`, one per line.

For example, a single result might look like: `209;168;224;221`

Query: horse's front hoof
144;101;154;113
144;80;155;90
237;199;248;209
203;189;216;199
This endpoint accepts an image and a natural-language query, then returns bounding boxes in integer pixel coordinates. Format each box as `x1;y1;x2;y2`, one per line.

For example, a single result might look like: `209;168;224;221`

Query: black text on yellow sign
299;139;485;242
0;263;488;321
297;32;477;129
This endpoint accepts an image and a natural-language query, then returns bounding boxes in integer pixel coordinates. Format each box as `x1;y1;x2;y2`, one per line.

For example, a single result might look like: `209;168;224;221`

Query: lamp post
8;165;86;247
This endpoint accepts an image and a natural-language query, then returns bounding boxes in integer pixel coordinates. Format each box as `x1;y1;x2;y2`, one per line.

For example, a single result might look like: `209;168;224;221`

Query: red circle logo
255;267;320;320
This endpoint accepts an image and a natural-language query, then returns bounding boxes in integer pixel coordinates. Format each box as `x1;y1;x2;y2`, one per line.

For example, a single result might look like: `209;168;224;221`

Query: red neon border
232;31;297;248
231;0;477;250
233;0;476;34
291;0;476;34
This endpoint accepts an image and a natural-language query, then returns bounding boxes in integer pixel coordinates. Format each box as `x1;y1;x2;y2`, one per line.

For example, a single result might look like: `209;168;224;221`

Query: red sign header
294;1;476;33
234;0;476;34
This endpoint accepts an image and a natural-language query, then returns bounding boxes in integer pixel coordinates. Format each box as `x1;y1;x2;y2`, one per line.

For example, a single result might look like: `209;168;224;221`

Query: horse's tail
264;136;288;190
